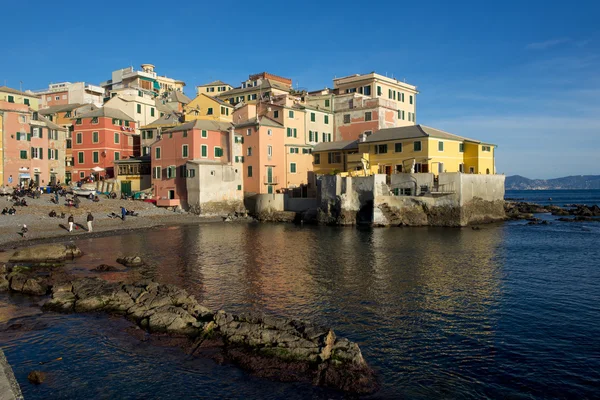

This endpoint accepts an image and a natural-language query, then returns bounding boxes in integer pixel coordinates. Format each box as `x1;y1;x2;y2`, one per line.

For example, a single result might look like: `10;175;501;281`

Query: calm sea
1;190;599;399
505;189;600;206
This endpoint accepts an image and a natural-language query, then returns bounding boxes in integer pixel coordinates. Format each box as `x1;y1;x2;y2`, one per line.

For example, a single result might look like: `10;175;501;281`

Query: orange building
70;107;138;181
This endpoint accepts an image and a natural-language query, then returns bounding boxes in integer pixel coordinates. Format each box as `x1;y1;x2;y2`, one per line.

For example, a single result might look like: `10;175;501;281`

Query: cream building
104;89;157;134
196;80;233;97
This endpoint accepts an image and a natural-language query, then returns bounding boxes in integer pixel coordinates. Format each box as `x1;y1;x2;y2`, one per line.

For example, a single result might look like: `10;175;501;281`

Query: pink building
1;101;66;186
334;94;402;142
150;119;233;207
71;107;138;181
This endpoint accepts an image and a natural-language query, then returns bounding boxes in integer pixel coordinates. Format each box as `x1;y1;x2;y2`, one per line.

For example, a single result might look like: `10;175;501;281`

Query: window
395;143;403;153
388;89;392;99
76;132;82;144
290;163;297;173
220;106;226;114
325;99;330;107
20;115;26;123
322;132;327;142
328;152;342;164
207;107;213;115
469;167;475;173
114;152;120;161
343;114;350;124
214;147;223;157
182;145;188;158
91;117;99;124
201;145;207;158
80;172;85;179
202;130;207;138
93;151;99;163
267;145;272;157
20;150;27;159
314;154;321;164
293;128;297;138
401;93;405;102
78;152;84;164
365;112;372;121
363;85;371;96
247;166;253;177
247;147;252;156
302;148;311;154
7;95;14;103
187;169;196;178
438;141;444;151
482;145;492;152
153;166;161;179
287;128;292;137
288;110;294;118
459;164;465;173
75;118;81;124
155;147;161;159
125;120;130;127
377;86;382;96
137;104;142;114
166;165;176;179
32;127;40;138
267;129;272;136
24;98;30;106
414;141;422;151
92;131;99;143
311;112;315;122
309;131;314;142
246;128;252;136
410;95;413;105
274;110;279;118
459;143;465;152
324;115;329;124
375;144;388;154
150;107;155;117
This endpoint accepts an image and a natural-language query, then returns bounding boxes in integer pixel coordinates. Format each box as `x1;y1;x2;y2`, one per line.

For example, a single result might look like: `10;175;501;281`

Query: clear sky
1;0;598;179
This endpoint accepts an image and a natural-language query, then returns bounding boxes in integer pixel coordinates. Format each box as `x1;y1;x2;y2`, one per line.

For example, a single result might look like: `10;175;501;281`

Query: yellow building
184;94;234;123
196;80;233;97
313;125;496;176
0;86;40;111
0;113;3;184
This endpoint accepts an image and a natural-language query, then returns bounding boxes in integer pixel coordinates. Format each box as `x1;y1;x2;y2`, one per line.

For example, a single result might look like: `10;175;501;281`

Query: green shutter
39;128;43;138
48;148;51;159
202;146;207;157
293;128;297;138
27;133;31;141
137;104;141;113
16;132;21;140
39;147;43;159
55;149;59;159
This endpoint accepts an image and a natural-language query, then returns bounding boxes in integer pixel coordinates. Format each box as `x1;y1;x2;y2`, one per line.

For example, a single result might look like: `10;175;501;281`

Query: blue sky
1;0;598;178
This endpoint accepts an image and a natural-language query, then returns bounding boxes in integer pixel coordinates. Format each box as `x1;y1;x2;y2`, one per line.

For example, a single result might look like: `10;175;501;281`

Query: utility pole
19;81;23;92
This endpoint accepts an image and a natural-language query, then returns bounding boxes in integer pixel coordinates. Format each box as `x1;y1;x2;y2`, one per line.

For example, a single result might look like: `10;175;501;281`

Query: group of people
12;198;28;207
66;212;95;233
2;207;17;215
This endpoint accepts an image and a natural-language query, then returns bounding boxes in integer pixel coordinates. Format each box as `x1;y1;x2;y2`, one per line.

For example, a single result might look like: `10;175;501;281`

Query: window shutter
31;148;34;158
294;128;297;138
27;133;31;141
39;147;43;159
48;149;52;159
16;132;20;140
55;149;59;159
39;128;43;138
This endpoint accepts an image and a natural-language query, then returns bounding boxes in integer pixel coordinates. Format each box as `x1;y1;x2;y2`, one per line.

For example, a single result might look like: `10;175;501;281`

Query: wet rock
92;264;118;272
116;256;145;268
9;243;82;263
22;278;49;296
27;370;46;384
9;273;28;292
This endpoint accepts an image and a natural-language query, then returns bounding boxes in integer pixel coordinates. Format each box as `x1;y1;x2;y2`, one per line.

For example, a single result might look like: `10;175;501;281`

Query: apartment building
34;82;104;109
100;64;185;98
196;80;233;97
0;86;40;111
218;72;292;106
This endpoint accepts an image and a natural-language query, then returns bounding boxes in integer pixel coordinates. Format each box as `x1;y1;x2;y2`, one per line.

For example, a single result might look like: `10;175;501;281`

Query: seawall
0;348;23;400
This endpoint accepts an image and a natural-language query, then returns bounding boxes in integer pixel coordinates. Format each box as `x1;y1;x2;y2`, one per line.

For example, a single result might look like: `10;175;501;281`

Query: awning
139;76;154;82
19;173;31;179
153;81;161;90
91;166;105;172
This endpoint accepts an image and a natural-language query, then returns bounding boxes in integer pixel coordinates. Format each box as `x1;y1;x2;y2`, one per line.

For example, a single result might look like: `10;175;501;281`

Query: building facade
150;119;235;207
195;80;233;97
100;64;185;98
218;72;293;106
0;86;40;111
34;82;104;109
104;89;158;134
184;94;234;123
71;108;138;181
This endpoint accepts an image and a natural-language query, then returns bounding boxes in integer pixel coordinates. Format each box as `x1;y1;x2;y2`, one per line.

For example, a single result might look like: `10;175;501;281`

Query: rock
92;264;118;272
10;243;82;263
22;278;49;296
9;273;28;292
27;370;46;384
0;274;9;292
116;256;144;267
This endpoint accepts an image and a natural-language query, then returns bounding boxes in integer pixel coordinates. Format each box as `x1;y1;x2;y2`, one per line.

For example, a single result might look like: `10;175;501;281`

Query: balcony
263;176;279;185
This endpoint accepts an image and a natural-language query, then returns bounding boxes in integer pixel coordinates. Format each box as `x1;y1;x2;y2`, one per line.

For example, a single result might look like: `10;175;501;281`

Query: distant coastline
505;175;600;190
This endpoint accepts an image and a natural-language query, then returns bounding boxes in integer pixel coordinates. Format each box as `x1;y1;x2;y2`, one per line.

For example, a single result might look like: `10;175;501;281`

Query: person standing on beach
121;206;126;221
87;212;94;232
68;214;74;232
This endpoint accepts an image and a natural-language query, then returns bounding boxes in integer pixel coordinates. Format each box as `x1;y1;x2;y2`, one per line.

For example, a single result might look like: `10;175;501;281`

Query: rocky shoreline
504;201;600;223
0;244;377;395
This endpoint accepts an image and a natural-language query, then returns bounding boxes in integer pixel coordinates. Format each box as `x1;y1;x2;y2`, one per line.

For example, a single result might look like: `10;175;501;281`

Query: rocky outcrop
116;256;144;268
0;271;377;394
255;211;297;223
9;244;82;264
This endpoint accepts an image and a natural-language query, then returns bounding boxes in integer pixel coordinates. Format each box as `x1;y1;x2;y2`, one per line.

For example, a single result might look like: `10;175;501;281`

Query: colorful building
100;64;185;98
114;155;151;195
150;119;235;207
183;93;234;123
155;91;191;114
196;80;233;97
0;86;40;111
218;72;292;106
70;107;138;181
0;100;67;186
34;82;103;109
104;89;159;134
140;112;184;156
312;125;496;176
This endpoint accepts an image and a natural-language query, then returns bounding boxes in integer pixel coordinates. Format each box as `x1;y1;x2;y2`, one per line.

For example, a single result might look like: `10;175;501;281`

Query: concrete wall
284;195;317;212
245;193;285;214
186;162;244;215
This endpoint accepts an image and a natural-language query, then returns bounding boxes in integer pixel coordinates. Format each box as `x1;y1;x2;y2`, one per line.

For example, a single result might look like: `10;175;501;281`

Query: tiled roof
217;79;291;97
0;86;39;97
363;124;487;144
38;103;84;115
235;116;283;129
75;106;135;122
141;112;184;129
313;140;358;152
197;80;230;87
163;119;233;133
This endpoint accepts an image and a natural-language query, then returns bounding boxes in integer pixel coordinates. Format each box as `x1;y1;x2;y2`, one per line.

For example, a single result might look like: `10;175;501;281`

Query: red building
150;119;232;207
71;107;139;181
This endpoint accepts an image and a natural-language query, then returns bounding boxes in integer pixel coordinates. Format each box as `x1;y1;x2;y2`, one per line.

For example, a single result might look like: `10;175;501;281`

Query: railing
430;182;455;194
263;176;279;185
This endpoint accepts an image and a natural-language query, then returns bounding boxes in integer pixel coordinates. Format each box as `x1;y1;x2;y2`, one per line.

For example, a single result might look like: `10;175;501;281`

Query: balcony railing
263;176;279;185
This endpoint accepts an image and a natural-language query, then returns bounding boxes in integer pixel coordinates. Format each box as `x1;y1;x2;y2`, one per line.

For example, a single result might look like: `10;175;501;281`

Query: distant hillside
506;175;600;190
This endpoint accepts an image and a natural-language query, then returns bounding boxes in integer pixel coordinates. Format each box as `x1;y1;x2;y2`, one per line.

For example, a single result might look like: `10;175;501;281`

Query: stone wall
317;173;505;227
186;163;245;216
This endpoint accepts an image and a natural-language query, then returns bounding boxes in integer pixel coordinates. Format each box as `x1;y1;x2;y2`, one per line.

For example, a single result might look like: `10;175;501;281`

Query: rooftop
363;124;492;144
235;116;283;129
314;140;359;152
0;86;39;97
163;119;233;133
196;80;231;88
75;107;135;122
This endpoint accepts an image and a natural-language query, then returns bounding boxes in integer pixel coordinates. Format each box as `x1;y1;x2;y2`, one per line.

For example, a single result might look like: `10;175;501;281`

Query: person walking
121;206;126;221
87;212;94;232
68;214;74;232
21;224;28;239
